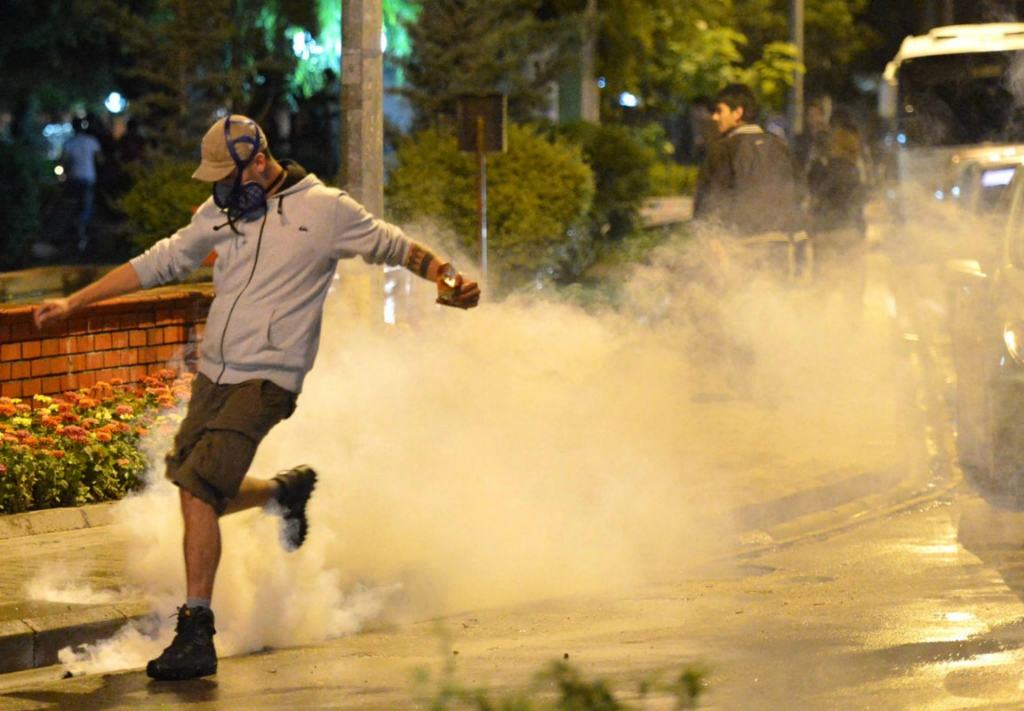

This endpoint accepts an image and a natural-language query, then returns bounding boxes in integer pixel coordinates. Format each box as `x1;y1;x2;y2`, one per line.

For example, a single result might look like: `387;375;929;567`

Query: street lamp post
789;0;805;141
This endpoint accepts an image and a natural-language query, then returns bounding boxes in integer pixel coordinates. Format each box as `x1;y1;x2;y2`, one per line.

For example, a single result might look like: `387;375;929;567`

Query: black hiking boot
272;465;318;551
146;605;217;681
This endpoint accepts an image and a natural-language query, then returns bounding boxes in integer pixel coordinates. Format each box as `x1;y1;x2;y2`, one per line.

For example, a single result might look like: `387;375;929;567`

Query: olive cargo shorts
165;373;297;514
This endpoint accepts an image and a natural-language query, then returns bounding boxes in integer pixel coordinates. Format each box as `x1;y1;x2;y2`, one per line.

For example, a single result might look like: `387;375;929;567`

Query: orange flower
0;404;16;416
94;432;112;443
135;427;149;437
49;450;66;459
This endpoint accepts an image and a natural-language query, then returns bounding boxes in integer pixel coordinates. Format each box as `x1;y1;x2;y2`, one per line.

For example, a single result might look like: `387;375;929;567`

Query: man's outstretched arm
33;262;143;328
404;241;481;309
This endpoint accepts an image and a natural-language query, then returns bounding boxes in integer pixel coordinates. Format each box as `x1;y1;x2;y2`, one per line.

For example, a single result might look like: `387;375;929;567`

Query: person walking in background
34;114;481;682
692;83;806;281
116;118;148;165
807;123;872;322
794;100;831;175
60;117;104;252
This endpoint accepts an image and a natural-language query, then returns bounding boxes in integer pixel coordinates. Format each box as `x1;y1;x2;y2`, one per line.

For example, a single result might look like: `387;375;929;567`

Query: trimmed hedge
386;123;595;295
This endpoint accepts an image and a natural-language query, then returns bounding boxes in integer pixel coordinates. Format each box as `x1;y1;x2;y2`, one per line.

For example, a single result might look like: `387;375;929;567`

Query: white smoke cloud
45;225;902;676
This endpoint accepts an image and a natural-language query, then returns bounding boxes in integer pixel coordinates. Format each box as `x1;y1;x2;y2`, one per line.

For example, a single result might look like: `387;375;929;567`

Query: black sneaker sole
146;660;217;681
274;465;318;551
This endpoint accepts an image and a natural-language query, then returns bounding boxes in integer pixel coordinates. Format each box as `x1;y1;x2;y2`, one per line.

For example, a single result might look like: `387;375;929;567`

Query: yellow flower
11;417;31;428
33;394;53;405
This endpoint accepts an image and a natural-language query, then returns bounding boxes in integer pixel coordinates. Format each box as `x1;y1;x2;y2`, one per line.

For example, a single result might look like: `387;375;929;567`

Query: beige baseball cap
192;115;268;182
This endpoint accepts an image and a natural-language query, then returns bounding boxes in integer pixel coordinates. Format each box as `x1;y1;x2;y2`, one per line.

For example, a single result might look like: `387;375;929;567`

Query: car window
979;166;1017;214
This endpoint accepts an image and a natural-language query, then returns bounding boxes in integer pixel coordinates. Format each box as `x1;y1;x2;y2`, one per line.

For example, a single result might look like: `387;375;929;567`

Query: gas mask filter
213;117;268;222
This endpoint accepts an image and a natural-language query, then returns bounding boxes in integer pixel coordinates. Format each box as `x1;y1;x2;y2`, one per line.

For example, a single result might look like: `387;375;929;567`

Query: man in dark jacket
693;84;806;279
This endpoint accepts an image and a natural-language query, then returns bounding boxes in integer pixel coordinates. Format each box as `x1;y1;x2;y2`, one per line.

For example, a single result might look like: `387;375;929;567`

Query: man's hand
436;272;481;310
33;298;71;329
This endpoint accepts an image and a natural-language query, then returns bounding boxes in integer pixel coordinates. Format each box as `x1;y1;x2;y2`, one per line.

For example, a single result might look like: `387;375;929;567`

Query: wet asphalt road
0;492;1022;710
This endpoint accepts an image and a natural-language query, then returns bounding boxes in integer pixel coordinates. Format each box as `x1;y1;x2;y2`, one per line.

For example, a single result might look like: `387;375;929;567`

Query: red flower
58;426;89;443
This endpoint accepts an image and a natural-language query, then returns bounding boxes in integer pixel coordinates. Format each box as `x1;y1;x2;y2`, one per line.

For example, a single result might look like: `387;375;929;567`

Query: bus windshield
898;51;1024;147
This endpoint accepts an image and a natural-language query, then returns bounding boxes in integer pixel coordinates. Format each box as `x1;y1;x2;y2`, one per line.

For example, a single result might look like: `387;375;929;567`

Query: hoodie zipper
214;209;269;384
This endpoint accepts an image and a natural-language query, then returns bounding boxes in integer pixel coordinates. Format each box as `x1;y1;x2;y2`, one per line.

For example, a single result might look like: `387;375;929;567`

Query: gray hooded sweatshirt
130;171;412;394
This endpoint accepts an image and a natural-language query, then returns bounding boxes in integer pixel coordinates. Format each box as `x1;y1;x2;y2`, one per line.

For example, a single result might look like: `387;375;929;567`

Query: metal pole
476;116;488;279
789;0;805;141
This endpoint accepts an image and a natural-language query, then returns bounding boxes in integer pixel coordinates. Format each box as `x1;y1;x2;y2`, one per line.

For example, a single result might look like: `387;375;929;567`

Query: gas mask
212;117;268;222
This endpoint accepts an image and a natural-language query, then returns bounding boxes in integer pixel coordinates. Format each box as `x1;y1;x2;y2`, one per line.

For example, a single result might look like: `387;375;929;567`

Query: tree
733;0;877;99
540;0;802;121
400;0;570;128
98;0;300;156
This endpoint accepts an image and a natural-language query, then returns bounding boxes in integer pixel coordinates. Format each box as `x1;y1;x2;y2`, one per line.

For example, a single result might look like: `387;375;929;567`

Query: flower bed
0;370;191;513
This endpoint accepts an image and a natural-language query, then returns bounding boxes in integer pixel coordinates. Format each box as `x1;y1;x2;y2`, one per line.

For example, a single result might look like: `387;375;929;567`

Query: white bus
879;23;1024;202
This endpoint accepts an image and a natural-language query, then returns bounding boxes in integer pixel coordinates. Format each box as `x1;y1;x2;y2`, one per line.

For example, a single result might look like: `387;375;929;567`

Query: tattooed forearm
405;242;437;279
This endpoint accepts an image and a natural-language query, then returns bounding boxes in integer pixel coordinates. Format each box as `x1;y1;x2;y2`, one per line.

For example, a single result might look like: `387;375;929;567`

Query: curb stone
0;502;117;541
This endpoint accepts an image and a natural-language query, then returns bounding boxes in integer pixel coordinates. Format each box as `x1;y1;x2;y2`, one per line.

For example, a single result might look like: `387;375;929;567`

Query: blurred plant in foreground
417;655;708;710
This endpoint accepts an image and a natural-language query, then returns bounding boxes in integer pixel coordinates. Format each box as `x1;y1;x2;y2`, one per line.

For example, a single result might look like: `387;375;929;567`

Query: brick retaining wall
0;288;213;399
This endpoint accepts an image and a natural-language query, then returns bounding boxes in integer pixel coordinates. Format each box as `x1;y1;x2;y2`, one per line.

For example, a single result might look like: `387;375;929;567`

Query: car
947;148;1024;500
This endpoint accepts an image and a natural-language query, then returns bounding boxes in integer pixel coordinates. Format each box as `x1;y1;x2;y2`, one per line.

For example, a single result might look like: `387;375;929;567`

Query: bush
118;157;210;253
0;140;48;270
0;371;191;513
387;124;594;295
649;162;699;197
555;122;656;242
